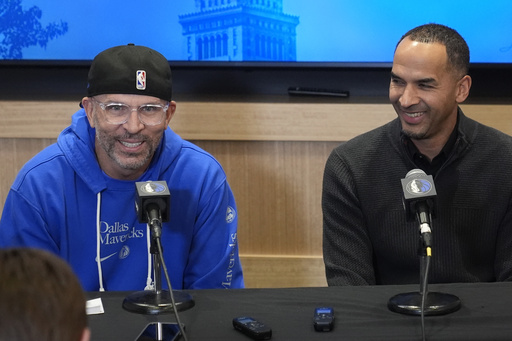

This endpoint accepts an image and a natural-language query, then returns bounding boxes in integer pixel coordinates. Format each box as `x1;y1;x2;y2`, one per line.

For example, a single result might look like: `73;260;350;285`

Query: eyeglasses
91;97;169;126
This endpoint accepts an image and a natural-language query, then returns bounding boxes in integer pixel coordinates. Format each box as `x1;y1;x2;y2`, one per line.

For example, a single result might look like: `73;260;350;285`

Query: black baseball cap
86;44;172;101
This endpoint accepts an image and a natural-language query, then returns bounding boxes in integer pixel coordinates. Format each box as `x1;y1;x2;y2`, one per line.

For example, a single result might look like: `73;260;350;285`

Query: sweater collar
390;107;474;173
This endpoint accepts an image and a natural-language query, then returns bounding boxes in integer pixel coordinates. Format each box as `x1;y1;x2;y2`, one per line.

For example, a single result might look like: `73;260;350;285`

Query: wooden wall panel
0;138;56;206
240;255;327;288
5;101;512;140
1;100;511;288
192;140;339;256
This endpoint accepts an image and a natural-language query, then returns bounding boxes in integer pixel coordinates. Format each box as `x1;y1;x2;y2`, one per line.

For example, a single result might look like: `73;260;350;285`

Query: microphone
135;181;171;239
124;180;195;323
389;169;460;318
401;169;437;247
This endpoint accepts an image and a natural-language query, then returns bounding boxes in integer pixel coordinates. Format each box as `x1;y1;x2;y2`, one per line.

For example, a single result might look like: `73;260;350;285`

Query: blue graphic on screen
0;0;68;59
1;0;511;63
178;0;299;61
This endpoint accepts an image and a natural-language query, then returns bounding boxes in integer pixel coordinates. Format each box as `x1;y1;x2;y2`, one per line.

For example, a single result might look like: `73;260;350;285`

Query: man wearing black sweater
322;23;512;285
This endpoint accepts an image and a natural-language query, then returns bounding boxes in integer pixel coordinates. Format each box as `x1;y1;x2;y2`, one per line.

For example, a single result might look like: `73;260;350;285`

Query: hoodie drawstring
95;192;105;292
144;224;154;290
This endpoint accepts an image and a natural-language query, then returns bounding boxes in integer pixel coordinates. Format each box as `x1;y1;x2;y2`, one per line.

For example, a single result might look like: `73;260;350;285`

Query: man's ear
165;101;177;126
456;75;472;103
81;97;96;128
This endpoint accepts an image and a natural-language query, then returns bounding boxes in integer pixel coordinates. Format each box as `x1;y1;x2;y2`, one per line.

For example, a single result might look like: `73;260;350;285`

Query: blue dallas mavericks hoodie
0;109;244;291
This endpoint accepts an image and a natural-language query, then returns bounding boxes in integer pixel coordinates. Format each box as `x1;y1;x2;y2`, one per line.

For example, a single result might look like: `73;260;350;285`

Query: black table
87;282;512;340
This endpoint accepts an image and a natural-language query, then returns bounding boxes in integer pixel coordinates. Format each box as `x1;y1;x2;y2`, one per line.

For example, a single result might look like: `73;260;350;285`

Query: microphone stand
388;235;461;316
123;215;195;340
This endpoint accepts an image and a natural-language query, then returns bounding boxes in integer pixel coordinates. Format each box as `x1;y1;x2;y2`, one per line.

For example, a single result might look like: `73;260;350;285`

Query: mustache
117;133;148;141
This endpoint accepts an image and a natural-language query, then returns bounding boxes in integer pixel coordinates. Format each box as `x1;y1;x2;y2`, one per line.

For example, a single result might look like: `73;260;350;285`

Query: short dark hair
0;248;87;341
397;23;470;77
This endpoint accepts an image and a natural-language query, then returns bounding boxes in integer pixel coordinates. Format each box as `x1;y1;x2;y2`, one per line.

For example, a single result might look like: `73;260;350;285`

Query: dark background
1;62;511;103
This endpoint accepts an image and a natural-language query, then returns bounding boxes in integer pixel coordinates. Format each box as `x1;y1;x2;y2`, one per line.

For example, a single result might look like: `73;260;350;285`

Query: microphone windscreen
135;181;171;223
401;169;437;221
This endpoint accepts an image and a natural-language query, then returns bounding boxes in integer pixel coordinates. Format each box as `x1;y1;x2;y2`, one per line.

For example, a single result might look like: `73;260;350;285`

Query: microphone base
123;289;195;315
135;322;184;341
388;291;461;316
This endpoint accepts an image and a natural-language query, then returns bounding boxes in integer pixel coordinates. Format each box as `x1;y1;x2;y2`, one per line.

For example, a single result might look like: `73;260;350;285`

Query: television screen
2;0;511;65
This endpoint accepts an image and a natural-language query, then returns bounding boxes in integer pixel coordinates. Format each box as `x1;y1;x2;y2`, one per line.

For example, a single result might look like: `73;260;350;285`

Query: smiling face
389;37;471;155
82;94;176;180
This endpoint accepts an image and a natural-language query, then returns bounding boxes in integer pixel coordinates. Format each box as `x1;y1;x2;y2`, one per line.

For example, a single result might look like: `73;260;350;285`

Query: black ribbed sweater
322;109;512;285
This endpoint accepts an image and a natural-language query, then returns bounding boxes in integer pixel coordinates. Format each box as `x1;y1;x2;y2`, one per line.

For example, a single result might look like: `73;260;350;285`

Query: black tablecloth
87;282;512;340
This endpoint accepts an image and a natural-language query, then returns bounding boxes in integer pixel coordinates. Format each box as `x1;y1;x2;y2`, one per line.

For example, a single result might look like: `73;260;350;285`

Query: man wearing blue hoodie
0;44;244;291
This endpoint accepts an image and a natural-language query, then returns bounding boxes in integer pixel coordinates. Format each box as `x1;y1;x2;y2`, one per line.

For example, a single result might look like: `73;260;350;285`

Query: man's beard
401;128;427;140
95;128;162;171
